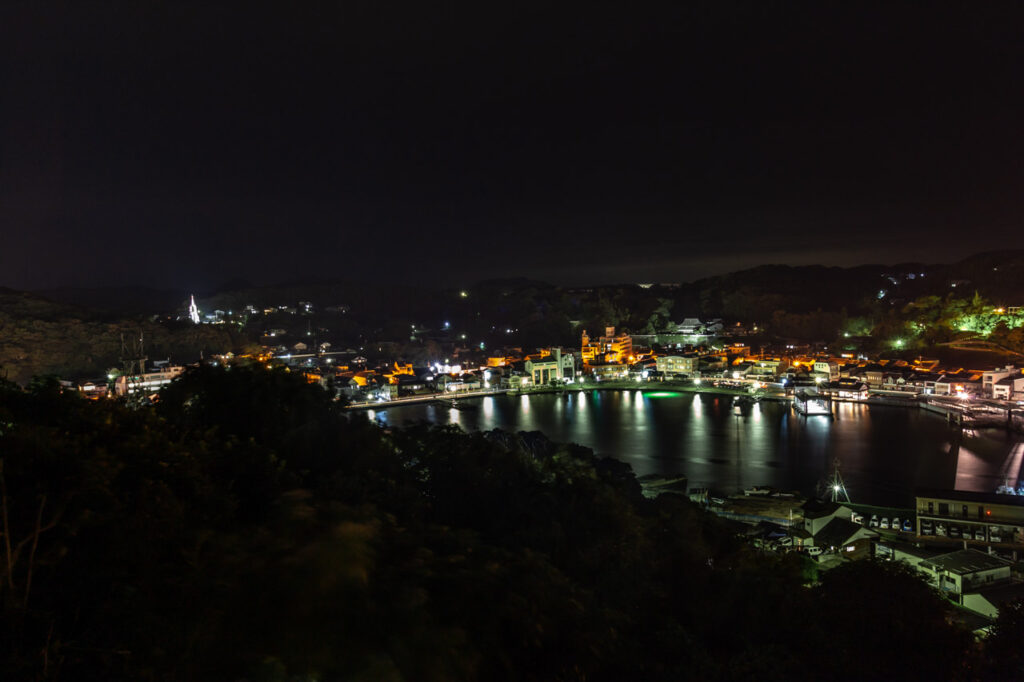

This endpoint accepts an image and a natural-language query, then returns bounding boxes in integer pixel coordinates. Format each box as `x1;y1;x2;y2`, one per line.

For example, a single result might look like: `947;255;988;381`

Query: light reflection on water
368;391;1024;507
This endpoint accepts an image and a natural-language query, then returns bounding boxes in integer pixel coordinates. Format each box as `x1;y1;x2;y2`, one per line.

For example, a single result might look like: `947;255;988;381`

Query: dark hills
34;285;190;316
25;251;1024;320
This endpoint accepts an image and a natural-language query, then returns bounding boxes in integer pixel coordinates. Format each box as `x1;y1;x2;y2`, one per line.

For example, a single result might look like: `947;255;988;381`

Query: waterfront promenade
345;379;788;410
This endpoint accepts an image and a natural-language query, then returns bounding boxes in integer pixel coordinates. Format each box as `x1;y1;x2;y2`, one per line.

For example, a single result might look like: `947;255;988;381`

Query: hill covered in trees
0;290;239;384
1;366;1018;680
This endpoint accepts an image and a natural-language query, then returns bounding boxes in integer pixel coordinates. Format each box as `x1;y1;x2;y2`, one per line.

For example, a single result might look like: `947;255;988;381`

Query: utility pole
825;458;851;504
120;330;147;406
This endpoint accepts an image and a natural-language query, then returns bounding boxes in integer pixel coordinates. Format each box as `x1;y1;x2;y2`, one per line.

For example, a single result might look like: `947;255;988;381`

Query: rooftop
975;581;1024;605
887;543;944;560
920;549;1012;575
917;489;1024;508
801;499;843;519
814;517;874;549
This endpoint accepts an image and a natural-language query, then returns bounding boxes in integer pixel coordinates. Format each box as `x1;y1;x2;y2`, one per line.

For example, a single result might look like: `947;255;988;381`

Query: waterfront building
525;357;559;384
918;549;1015;610
384;362;415;384
599;326;633;364
501;374;533;389
525;348;575;385
114;365;185;396
581;329;599;364
582;327;633;366
395;375;429;396
813;517;877;558
983;365;1020;397
813;359;838;380
77;379;110;399
916;489;1024;557
590;363;628;381
933;371;983;396
655;355;699;377
993;375;1024;401
815;376;864;399
801;499;853;535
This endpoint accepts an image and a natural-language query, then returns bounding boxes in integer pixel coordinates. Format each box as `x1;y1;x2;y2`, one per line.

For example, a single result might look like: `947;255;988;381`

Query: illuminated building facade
916;489;1024;557
582;327;633;365
525;348;575;385
114;365;185;396
655;355;699;377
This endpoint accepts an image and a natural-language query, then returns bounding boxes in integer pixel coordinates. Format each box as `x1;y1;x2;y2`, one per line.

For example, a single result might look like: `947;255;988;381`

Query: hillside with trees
1;366;1013;681
0;291;238;384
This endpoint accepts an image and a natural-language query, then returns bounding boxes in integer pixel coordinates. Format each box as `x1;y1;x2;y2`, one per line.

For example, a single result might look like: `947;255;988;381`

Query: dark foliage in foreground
0;367;1003;680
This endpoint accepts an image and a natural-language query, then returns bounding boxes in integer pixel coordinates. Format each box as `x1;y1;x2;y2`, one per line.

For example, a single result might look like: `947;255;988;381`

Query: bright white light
694;378;702;385
833;485;841;492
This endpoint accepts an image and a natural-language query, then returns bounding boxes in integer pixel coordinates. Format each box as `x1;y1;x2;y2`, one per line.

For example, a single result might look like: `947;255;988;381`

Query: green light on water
643;391;684;399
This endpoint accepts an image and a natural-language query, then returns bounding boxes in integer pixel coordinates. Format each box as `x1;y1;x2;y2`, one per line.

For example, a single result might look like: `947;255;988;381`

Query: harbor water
367;390;1024;507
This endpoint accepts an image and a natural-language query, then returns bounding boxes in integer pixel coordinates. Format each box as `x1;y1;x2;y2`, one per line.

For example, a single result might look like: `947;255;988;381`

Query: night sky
3;3;1024;291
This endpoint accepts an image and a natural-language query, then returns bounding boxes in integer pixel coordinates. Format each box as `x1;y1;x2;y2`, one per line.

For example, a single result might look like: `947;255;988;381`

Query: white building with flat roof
115;366;185;396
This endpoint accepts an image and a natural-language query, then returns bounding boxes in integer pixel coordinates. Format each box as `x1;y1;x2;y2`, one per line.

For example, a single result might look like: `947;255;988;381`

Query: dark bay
368;390;1024;508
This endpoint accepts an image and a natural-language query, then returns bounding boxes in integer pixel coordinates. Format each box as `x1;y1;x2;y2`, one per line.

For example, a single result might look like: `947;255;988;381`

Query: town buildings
655;355;699;377
524;348;575;385
993;375;1024;401
581;327;633;365
918;549;1013;607
983;366;1021;397
114;363;185;396
915;489;1024;557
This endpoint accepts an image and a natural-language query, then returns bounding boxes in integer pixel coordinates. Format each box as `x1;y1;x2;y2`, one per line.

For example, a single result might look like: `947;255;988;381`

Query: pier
793;390;833;417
